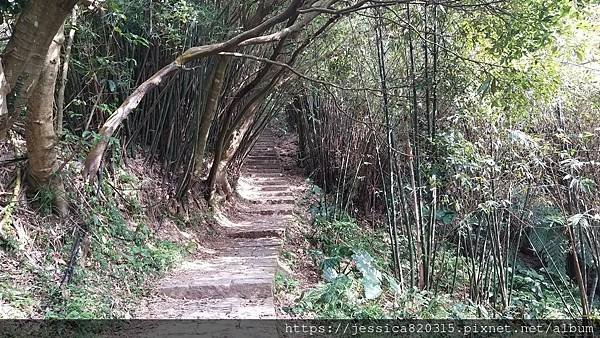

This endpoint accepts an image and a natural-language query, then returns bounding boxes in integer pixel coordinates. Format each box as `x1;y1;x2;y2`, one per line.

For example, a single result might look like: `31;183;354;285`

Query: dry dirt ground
135;130;310;320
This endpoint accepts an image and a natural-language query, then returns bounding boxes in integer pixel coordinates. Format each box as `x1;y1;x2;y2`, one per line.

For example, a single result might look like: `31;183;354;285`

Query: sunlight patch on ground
214;211;255;229
236;176;261;200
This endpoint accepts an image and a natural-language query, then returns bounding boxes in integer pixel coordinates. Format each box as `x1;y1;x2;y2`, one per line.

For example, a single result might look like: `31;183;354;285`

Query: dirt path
137;131;303;319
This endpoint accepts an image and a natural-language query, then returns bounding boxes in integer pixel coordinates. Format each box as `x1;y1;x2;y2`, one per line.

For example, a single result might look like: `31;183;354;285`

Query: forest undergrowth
276;185;586;320
0;131;214;319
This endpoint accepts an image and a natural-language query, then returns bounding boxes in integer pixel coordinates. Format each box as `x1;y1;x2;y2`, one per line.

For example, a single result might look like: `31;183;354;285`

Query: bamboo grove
288;1;599;316
0;0;599;319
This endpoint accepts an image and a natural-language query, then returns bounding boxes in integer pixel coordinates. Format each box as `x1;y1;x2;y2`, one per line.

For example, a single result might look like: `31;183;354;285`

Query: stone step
254;179;289;186
139;297;277;320
260;185;291;192
222;240;283;255
245;161;280;167
227;228;284;239
245;162;279;167
249;197;295;205
235;203;293;215
217;217;288;235
246;153;279;162
247;176;287;182
245;168;281;174
246;157;279;161
232;213;293;226
249;152;276;156
246;208;293;216
158;274;273;300
247;155;278;161
261;191;294;197
233;238;282;247
246;172;283;178
250;150;277;154
246;166;280;171
157;243;279;300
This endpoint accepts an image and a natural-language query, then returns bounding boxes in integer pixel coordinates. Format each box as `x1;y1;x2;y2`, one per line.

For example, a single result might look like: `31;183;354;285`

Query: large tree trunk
193;56;229;176
0;0;79;137
25;28;69;217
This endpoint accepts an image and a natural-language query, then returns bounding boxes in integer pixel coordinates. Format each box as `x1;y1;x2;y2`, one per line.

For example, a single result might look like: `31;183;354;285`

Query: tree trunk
294;97;307;165
25;27;68;217
193;56;229;176
55;6;78;136
0;60;8;124
208;115;255;205
0;0;79;136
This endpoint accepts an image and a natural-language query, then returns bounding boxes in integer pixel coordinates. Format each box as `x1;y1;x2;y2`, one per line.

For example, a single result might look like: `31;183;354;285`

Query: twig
218;51;398;93
0;156;27;166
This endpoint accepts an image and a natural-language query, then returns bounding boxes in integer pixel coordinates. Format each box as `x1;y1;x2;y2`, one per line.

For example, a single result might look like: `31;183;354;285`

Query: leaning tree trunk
0;0;79;137
206;66;293;205
25;28;69;217
208;115;255;205
207;92;268;205
193;56;229;176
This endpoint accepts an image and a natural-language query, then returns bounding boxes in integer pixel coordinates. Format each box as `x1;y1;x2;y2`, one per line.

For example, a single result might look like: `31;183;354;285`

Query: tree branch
82;0;341;181
218;51;399;93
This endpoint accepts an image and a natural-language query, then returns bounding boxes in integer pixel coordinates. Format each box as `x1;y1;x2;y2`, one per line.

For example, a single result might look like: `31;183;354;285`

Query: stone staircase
138;131;296;320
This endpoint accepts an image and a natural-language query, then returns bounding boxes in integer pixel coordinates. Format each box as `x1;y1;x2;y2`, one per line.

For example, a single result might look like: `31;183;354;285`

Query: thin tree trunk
25;27;68;217
193;56;229;176
296;102;308;165
375;9;403;286
0;60;8;123
55;6;78;136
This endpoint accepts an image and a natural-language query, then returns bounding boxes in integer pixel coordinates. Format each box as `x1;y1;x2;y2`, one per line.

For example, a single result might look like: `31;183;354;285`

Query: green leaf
321;257;340;282
107;80;117;93
352;250;382;300
478;76;493;95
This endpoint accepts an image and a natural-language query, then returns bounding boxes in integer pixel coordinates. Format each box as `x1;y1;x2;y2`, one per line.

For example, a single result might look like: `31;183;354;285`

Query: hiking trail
137;131;303;319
